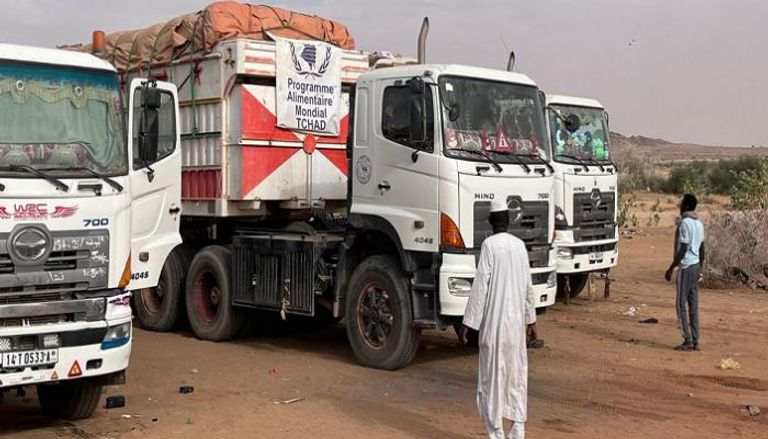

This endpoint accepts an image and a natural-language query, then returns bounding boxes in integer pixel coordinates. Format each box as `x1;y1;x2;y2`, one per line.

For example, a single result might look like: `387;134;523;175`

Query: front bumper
0;292;132;389
438;253;556;316
555;239;619;274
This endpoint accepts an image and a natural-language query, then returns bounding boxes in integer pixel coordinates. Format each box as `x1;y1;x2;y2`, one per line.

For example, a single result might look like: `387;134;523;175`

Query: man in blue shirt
665;194;706;351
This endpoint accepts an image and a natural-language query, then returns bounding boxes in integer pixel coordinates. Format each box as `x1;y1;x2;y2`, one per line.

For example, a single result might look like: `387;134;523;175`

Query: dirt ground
1;220;767;438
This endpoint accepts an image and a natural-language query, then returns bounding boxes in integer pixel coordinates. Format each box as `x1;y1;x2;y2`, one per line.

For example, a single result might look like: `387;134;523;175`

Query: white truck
546;95;618;298
84;14;556;370
0;41;180;418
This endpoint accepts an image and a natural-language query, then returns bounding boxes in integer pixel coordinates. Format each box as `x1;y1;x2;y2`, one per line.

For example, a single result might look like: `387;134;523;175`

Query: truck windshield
549;105;611;164
439;76;548;163
0;62;126;177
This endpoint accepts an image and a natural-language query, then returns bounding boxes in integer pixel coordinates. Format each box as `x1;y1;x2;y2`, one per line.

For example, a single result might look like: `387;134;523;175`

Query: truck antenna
506;51;515;72
417;17;429;64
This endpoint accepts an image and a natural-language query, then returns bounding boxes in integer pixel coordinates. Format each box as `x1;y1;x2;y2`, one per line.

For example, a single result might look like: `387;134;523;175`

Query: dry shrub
704;209;768;289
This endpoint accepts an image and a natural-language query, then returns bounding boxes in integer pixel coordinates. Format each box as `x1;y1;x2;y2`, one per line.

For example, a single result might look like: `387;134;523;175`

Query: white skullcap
490;198;508;213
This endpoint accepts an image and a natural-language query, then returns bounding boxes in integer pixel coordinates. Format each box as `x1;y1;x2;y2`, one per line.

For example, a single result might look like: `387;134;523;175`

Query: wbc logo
0;204;78;220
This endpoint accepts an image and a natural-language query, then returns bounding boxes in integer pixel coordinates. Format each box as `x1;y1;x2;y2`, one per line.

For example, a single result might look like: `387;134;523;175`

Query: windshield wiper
554;154;590;172
491;151;531;174
587;157;606;172
456;149;503;173
0;165;69;191
44;167;123;193
521;153;554;174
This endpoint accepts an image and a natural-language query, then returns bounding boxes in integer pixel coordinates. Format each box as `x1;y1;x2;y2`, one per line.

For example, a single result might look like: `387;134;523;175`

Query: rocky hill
609;132;768;163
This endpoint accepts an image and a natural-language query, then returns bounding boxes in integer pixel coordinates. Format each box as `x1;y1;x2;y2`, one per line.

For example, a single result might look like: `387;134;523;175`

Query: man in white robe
461;198;537;439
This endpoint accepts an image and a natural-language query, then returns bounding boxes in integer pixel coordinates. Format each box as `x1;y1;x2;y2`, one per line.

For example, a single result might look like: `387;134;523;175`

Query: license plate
589;252;604;262
0;349;58;368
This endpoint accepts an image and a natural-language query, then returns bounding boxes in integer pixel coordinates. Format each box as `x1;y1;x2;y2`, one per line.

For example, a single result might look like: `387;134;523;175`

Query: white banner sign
276;37;342;135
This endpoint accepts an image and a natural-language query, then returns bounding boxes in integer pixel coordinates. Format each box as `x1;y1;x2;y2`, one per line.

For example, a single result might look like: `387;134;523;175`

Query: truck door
127;79;182;289
351;77;440;252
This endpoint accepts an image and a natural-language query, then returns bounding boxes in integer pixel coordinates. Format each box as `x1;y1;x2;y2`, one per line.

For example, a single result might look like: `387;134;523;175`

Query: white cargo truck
546;95;618;298
0;40;180;418
84;11;556;369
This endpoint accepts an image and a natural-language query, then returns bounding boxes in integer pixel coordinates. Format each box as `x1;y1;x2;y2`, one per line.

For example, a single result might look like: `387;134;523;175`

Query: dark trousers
676;264;700;344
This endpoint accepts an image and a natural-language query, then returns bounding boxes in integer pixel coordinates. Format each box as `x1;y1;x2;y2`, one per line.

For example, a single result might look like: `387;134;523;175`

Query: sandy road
1;226;767;438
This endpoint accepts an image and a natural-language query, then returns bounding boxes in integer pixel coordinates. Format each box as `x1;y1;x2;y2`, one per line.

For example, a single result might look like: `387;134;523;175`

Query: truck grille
0;283;82;304
474;200;550;268
531;271;553;285
0;315;67;327
0;229;109;293
572;242;617;255
0;254;12;274
572;191;616;242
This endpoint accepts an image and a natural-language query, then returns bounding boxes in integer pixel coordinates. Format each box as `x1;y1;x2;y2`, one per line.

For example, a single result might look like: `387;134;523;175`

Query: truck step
411;282;435;291
412;319;437;329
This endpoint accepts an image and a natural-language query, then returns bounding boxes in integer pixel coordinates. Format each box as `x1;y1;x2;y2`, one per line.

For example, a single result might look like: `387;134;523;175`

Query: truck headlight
547;272;557;288
42;334;60;348
448;277;473;297
0;337;11;352
101;322;131;350
557;247;574;259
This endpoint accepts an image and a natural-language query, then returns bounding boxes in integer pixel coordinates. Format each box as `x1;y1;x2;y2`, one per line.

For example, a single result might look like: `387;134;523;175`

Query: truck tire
37;378;102;420
557;273;589;299
186;245;244;341
133;245;194;331
345;255;421;370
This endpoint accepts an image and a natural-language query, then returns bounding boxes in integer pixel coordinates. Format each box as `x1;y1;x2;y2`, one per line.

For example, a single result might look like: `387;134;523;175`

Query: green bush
662;160;711;195
660;156;767;197
616;151;663;193
709;156;764;194
731;160;768;210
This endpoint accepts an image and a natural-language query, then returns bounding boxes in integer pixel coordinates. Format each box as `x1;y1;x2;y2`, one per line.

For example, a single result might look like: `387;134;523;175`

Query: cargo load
62;1;355;72
64;2;368;218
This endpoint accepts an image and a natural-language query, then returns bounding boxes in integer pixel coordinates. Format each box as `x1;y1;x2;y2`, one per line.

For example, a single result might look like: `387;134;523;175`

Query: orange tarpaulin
61;1;355;72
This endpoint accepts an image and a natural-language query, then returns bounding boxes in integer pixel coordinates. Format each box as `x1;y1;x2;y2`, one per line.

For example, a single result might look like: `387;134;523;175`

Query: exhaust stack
417;17;429;64
506;51;515;72
92;30;105;57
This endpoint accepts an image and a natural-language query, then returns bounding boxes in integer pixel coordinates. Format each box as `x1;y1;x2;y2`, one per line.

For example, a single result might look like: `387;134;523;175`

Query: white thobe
463;232;536;438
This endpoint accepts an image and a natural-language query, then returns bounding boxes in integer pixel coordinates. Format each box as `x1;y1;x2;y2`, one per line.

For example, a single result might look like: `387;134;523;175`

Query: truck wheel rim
193;270;219;324
140;276;165;315
357;282;394;350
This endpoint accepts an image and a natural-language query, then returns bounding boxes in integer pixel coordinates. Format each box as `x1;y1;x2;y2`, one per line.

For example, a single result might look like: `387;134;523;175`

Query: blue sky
0;0;765;147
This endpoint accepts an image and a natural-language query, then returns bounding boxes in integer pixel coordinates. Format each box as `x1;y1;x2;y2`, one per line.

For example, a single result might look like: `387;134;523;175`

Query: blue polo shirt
678;217;705;269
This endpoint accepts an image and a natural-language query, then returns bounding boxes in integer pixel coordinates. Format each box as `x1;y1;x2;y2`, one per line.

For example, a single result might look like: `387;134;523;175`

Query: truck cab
351;64;557;323
545;95;618;297
0;43;180;419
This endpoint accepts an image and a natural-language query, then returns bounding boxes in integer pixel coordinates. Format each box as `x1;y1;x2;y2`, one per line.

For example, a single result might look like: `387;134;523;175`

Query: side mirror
564;114;581;133
409;77;426;145
138;85;161;163
410;76;425;95
409;95;426;144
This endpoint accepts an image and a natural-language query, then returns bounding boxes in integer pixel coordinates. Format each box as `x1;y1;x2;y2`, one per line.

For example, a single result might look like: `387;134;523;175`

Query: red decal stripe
241;147;300;196
319;149;348;176
241;87;298;142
